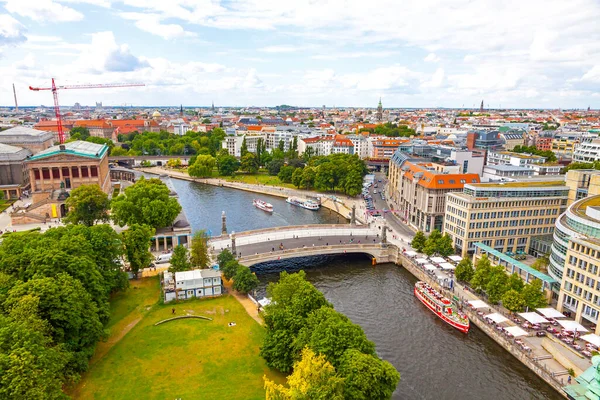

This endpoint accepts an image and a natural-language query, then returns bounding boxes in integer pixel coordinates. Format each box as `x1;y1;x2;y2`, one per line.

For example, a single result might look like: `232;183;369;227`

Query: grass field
71;283;284;400
221;172;296;189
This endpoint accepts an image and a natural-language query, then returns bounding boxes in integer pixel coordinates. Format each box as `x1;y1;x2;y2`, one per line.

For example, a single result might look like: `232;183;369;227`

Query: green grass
220;172;296;189
71;291;284;400
0;199;15;212
105;277;160;331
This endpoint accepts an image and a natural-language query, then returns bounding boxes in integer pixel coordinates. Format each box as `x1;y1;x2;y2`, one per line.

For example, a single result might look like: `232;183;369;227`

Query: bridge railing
210;224;373;241
210;227;380;248
236;243;386;263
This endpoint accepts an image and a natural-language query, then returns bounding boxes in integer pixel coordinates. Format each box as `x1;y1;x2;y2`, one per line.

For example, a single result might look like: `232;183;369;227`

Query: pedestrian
172;308;175;314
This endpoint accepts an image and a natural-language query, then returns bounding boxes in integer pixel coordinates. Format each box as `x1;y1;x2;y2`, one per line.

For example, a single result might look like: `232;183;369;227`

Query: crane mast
29;78;145;144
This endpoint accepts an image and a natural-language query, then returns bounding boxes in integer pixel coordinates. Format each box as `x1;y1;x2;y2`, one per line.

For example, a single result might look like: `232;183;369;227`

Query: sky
1;0;600;108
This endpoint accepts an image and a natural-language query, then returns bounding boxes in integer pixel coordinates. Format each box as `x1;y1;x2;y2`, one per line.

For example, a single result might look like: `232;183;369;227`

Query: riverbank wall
392;249;568;398
139;167;364;224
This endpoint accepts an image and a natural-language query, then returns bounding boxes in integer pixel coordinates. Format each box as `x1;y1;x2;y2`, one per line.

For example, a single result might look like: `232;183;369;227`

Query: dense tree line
410;229;454;257
455;255;547;312
117;128;226;157
564;160;600;172
359;122;415;137
217;250;259;294
261;271;400;399
512;145;557;162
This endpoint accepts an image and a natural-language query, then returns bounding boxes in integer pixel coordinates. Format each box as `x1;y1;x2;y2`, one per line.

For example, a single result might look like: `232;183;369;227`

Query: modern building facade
555;195;600;334
573;139;600;163
486;150;546;167
444;181;569;257
565;169;600;206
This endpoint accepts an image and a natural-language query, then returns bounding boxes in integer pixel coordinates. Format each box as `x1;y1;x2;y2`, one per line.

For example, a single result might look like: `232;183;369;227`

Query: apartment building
573;139;600;163
486;150;546;167
222;133;266;157
388;152;479;233
552;136;579;160
346;134;369;159
565;169;600;206
555;195;600;334
535;136;553;151
369;138;409;159
444;181;569;257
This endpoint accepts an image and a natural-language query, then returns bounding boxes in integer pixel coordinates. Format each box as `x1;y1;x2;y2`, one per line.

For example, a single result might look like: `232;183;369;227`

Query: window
471;179;478;183
42;169;50;179
52;168;60;179
34;169;40;179
438;180;444;184
71;167;79;178
81;167;89;177
449;179;455;184
90;166;98;177
460;179;466;184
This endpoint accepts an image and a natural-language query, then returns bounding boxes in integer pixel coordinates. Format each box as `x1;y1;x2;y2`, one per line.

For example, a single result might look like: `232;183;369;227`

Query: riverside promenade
139;167;366;224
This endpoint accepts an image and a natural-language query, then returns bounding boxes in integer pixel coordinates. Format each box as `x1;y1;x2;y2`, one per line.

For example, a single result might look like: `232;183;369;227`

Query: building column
556;291;565;313
575;300;584;324
163;237;168;251
29;169;37;191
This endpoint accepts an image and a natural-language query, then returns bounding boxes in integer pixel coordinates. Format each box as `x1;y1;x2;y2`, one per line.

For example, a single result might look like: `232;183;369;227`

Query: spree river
170;178;562;400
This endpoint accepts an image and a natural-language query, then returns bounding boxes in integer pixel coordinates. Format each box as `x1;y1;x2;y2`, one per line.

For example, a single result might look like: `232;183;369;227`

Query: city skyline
1;1;600;108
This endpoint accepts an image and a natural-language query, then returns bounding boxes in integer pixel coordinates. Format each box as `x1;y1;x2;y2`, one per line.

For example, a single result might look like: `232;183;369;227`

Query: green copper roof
28;140;108;161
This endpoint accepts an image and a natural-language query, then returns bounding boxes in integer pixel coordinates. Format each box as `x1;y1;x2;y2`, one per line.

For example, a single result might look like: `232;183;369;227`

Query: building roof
402;161;480;189
0;143;32;161
0;126;55;144
28;140;108;161
175;268;221;281
472;180;565;188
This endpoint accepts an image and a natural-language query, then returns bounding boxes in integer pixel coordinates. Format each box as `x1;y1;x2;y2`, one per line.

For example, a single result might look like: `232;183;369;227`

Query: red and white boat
253;199;273;213
414;281;469;334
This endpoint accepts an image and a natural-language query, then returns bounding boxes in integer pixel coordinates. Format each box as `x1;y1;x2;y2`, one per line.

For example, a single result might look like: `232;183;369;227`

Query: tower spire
377;97;383;122
480;100;484;112
180;104;183;117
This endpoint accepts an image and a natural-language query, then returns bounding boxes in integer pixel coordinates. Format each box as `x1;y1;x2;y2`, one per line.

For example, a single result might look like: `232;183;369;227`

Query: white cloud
119;12;196;39
424;53;440;63
0;14;25;46
259;45;302;53
311;50;396;60
421;68;445;88
3;0;84;22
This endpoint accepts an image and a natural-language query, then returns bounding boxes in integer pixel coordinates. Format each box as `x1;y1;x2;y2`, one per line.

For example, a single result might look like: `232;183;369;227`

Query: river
170;178;563;400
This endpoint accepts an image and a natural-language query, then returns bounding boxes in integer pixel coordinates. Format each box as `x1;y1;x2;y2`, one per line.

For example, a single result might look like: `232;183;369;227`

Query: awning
439;263;456;270
430;257;446;264
448;255;463;262
404;250;417;257
485;313;509;324
536;307;566;319
518;312;549;324
469;300;489;309
504;326;530;337
415;258;429;264
423;264;437;271
557;319;589;332
581;334;600;347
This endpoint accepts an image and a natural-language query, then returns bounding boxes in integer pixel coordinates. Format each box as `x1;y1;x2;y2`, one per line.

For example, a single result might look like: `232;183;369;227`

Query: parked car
155;253;173;264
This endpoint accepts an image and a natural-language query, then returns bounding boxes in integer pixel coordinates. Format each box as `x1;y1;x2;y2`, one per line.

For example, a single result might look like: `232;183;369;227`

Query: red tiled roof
403;162;480;190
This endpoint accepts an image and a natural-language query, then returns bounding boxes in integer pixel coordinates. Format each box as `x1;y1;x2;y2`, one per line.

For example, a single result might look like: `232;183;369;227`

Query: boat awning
581;334;600;347
518;312;549;324
423;264;437;271
536;307;566;319
557;320;589;332
468;300;489;309
448;255;462;262
439;263;456;270
415;258;429;264
430;257;446;264
404;250;417;257
504;326;530;337
485;313;509;324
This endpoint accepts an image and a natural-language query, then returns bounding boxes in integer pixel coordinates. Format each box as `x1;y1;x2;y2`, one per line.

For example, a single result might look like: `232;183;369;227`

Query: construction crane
29;78;145;143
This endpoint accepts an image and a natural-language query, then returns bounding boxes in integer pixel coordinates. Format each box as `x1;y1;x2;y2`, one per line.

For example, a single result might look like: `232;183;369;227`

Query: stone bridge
209;224;394;265
109;155;193;168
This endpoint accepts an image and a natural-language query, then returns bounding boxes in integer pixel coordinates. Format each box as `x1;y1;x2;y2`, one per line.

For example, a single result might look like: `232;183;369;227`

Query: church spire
377;97;383;122
180;104;183;117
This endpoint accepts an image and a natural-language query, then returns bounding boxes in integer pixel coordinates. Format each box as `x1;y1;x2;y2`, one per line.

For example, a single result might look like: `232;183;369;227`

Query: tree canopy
64;184;110;226
188;155;216;178
121;224;155;278
111;177;181;229
190;230;210;268
168;245;191;273
232;266;259;294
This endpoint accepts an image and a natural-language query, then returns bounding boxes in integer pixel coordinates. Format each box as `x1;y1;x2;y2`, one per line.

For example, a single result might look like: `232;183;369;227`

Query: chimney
59;145;66;151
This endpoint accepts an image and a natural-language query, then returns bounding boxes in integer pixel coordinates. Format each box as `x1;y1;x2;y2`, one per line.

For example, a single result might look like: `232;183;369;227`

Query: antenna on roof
12;83;18;113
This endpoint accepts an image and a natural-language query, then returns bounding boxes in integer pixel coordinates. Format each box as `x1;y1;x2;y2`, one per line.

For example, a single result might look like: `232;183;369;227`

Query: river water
170;178;562;400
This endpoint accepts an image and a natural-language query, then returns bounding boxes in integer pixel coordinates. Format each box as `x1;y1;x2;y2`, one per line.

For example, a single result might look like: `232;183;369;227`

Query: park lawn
71;294;285;400
221;172;296;189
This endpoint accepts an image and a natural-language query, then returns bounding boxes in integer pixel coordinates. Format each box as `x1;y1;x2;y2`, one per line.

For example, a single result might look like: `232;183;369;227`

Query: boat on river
414;281;469;334
253;199;273;213
286;197;320;210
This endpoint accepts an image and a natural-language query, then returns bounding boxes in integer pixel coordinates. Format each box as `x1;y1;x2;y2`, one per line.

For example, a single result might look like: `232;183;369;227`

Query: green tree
240;153;259;174
5;274;105;374
506;273;524;292
300;167;316;190
64;184;110;226
240;137;248;156
294;306;375;368
216;153;240;176
292;167;304;188
261;271;331;372
314;162;336;191
110;146;128;156
531;256;549;273
411;231;426;252
342;168;364;196
502;289;526;313
111;177;182;229
486;266;508;304
232;266;259;294
302;146;315;162
190;230;210;268
470;254;492;292
437;233;454;257
217;249;235;267
188;154;216;178
169;245;191;273
278;139;285;152
278;166;295;183
264;347;344;400
338;349;400;400
455;258;474;282
121;224;155;278
221;259;240;281
522;279;547;310
69;126;90;140
268;159;284;176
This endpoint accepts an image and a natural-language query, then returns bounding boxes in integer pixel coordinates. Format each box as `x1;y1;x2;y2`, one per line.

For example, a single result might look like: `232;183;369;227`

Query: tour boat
253;199;273;213
414;281;470;334
286;197;320;211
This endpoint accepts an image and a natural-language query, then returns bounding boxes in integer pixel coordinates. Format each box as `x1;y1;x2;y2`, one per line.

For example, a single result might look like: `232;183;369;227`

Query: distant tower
480;100;484;112
212;101;215;113
377;98;383;121
180;104;183;117
588;105;591;112
12;83;18;113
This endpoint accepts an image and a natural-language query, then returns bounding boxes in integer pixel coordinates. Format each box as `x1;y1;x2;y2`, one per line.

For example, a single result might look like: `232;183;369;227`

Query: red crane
29;78;145;144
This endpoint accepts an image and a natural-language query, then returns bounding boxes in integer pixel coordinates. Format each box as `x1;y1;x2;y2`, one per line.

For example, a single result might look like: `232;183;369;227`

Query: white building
573;139;600;163
163;269;223;302
486;150;546;167
346;135;369;159
222;133;267;157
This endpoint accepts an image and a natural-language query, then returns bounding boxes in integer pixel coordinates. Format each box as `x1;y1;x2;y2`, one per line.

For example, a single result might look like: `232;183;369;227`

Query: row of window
567;257;600;276
468;199;564;209
570;242;600;258
470;210;558;219
469;218;554;229
467;227;551;238
33;166;98;180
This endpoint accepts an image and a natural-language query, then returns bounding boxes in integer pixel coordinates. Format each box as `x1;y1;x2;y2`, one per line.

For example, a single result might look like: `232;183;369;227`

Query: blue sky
1;0;600;108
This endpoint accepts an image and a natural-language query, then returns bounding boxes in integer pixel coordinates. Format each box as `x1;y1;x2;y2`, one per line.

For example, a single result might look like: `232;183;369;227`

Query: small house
163;269;222;303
